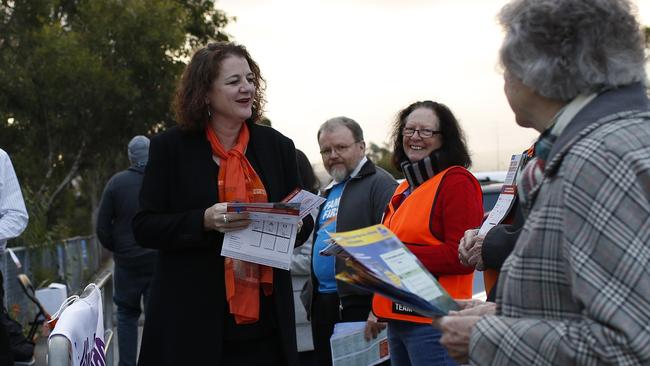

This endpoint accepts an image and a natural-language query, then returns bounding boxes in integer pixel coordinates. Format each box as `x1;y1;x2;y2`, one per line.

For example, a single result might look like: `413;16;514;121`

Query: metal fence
0;235;109;328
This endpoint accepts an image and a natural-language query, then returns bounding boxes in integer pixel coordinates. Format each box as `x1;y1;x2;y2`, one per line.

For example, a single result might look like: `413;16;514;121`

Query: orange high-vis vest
372;166;478;324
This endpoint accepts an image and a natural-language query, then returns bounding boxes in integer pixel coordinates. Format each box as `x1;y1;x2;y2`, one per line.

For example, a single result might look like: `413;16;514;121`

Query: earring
207;108;212;119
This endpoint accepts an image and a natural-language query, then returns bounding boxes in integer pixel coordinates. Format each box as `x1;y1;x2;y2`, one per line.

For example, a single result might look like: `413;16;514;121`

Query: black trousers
0;270;13;366
311;291;339;366
222;334;284;366
340;295;372;321
311;292;372;366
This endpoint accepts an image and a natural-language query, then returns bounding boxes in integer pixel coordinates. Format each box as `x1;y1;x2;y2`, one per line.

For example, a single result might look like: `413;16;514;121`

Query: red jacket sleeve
408;170;483;275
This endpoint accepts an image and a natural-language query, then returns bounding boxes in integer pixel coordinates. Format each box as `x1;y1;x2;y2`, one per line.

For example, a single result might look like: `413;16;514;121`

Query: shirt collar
546;93;599;139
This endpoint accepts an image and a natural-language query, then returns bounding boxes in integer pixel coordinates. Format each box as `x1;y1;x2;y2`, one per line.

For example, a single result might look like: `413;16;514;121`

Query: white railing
47;265;114;366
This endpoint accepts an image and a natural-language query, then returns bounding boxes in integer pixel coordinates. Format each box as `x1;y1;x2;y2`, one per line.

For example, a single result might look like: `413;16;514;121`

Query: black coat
96;165;156;265
133;123;311;366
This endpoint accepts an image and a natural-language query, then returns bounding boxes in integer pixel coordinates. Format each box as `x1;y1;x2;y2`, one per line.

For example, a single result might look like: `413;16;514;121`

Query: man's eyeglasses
319;142;359;157
402;128;441;138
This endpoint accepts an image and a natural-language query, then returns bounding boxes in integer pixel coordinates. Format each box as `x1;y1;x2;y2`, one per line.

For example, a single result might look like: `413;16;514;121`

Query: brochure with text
221;202;301;270
221;188;324;270
330;321;390;366
478;153;526;236
321;224;459;317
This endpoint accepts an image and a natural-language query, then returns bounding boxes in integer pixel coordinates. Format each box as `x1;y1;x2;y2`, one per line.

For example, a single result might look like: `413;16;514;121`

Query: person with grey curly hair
500;0;646;102
433;0;650;364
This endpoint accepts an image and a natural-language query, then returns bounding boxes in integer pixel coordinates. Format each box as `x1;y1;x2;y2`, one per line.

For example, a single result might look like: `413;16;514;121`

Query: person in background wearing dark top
96;135;156;366
291;149;319;365
366;101;482;366
460;207;524;302
132;42;313;366
458;147;533;302
308;117;397;366
295;149;320;195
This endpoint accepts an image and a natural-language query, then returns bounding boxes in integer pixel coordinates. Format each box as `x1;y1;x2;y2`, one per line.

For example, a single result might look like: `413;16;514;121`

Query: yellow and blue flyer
322;224;459;316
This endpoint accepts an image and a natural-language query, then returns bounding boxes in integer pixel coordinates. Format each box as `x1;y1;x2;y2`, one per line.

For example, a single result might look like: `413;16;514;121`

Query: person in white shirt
0;148;28;252
0;147;29;366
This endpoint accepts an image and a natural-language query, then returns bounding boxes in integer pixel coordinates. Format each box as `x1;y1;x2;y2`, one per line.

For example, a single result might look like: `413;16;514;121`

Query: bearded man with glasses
304;116;397;366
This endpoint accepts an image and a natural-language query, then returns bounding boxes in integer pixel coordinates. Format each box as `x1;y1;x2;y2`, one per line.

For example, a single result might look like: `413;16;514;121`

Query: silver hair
317;116;364;142
498;0;646;101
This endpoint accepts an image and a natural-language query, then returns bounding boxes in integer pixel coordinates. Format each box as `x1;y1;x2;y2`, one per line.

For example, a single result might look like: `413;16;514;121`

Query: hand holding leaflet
282;188;326;218
478;153;525;236
220;188;323;270
322;224;459;317
221;202;301;270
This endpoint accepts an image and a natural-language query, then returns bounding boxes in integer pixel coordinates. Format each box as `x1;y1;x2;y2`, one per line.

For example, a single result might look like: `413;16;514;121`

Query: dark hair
296;149;319;194
173;42;266;131
317;116;364;142
390;100;471;171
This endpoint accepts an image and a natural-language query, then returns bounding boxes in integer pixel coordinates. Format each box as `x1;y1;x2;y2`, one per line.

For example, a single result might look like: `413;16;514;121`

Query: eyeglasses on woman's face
402;127;441;138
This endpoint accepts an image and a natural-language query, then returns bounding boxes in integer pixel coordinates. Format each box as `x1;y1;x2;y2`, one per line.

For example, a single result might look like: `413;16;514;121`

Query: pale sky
216;0;650;172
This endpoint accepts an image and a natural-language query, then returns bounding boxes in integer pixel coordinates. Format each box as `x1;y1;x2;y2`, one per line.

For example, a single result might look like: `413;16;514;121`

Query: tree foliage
367;142;403;180
0;0;231;246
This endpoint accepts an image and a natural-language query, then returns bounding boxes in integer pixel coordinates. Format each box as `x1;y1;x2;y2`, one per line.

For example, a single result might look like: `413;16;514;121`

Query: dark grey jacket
96;165;155;265
482;204;524;301
307;159;397;312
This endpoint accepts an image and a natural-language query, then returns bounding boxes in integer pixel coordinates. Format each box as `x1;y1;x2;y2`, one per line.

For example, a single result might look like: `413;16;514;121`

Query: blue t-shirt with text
312;181;346;293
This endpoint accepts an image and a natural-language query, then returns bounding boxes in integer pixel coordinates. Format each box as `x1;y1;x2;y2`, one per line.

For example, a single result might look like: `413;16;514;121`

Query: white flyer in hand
283;188;326;218
221;202;301;270
478;153;525;236
330;321;390;366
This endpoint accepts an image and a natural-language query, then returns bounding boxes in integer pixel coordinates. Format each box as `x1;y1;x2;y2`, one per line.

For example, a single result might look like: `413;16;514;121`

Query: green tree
0;0;231;246
367;142;403;179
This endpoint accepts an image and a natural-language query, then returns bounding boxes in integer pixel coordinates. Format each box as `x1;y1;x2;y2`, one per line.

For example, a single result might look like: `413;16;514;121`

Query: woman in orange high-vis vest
367;101;483;366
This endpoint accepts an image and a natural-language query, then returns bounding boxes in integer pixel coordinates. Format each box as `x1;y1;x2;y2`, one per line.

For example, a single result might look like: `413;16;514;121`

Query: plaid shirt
470;84;650;365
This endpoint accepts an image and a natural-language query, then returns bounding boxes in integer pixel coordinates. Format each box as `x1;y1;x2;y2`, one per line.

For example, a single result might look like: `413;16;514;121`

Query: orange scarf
205;123;274;324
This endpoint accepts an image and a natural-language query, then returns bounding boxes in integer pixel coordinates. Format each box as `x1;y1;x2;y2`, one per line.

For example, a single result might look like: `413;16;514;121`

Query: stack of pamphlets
282;188;327;218
321;224;459;317
221;202;302;270
221;188;326;270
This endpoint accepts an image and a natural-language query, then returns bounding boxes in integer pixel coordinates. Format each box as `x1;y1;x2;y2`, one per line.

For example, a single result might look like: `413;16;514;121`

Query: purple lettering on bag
79;334;106;366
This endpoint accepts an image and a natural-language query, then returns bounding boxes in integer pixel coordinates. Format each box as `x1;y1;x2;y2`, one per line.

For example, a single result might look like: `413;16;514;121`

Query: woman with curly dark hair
133;42;313;366
367;100;483;366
